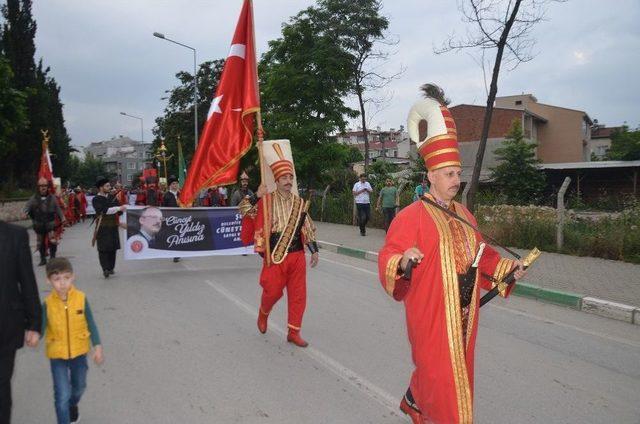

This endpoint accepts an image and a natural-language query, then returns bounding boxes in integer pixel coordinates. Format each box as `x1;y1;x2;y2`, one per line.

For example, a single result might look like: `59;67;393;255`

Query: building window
127;174;133;182
127;162;136;170
515;100;522;105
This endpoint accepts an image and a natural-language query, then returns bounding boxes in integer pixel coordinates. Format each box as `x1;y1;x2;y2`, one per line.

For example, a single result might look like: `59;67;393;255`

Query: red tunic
115;189;128;206
241;193;315;330
77;192;87;217
378;199;516;424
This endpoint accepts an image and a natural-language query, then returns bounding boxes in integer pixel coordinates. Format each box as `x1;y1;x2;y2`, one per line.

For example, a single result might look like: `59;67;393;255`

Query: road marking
320;254;379;276
487;303;640;349
204;278;402;417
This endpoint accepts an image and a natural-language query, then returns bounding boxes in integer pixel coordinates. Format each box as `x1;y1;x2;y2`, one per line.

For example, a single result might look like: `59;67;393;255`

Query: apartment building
84;136;153;185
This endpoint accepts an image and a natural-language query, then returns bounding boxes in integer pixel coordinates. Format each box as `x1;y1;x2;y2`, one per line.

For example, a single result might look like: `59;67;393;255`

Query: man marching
378;85;526;424
24;178;66;266
92;177;126;278
239;140;319;348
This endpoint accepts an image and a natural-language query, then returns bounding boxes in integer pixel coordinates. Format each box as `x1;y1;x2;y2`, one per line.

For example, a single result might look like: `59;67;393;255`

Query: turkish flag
179;0;259;206
38;139;54;182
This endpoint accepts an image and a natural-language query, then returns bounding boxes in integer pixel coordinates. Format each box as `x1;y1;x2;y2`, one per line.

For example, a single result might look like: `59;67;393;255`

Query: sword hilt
403;258;418;280
480;248;541;307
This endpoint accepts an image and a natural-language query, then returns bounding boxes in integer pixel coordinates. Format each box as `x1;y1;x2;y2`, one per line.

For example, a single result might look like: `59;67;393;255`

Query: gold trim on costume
287;323;301;330
429;160;462;171
385;254;404;296
423;201;473;423
271;195;304;264
493;258;515;297
424;148;460;161
453;203;478;350
422;133;457;147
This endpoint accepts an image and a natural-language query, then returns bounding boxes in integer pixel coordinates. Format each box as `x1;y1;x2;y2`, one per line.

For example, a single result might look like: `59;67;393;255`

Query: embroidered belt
270;232;303;253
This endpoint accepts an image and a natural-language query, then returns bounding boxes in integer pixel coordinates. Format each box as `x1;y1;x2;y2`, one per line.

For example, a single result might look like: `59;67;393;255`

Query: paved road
11;222;640;423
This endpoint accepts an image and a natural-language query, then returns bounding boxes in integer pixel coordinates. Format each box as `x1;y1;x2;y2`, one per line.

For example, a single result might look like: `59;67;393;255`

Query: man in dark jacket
23;177;65;265
93;177;126;278
0;220;42;424
163;176;179;207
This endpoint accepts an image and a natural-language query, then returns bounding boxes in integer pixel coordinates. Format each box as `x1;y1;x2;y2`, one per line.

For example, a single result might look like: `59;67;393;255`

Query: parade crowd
1;85;528;424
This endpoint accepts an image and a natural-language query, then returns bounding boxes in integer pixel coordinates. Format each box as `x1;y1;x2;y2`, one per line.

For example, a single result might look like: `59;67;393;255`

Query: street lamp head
153;32;165;39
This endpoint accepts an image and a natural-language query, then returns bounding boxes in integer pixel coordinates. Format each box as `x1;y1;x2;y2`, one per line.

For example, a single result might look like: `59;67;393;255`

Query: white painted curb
581;297;637;324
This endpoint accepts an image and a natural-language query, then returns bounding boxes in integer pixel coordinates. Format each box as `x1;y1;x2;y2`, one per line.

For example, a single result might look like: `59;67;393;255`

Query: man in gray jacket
23;178;65;266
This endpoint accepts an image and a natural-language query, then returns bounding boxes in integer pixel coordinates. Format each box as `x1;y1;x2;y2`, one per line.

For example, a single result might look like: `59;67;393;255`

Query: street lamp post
153;32;198;150
119;112;144;143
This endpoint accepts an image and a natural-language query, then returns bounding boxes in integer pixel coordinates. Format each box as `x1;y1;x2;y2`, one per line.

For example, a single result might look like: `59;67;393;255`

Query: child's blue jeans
50;355;88;424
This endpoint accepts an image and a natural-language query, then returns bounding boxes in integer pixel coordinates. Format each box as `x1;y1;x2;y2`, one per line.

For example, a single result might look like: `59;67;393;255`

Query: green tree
490;120;546;205
1;0;72;186
70;153;113;189
315;0;399;172
0;55;27;161
153;59;225;178
606;126;640;161
259;6;358;189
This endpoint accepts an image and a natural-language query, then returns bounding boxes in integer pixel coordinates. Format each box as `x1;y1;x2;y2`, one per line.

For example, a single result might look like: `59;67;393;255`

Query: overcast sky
28;0;640;148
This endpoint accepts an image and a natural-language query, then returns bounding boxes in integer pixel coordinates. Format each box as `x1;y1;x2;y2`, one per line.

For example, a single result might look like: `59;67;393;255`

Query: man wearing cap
92;177;126;278
23;178;66;266
239;140;319;348
230;171;255;207
378;85;526;424
163;176;180;207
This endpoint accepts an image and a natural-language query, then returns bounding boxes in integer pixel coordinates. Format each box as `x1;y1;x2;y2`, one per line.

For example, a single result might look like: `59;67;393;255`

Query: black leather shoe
103;270;110;278
38;259;46;266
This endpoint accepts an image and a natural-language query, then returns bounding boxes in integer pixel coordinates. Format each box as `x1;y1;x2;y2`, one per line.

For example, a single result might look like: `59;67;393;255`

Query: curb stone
318;240;639;325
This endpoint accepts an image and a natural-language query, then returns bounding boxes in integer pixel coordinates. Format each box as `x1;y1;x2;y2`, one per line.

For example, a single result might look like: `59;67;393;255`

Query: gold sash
271;195;304;264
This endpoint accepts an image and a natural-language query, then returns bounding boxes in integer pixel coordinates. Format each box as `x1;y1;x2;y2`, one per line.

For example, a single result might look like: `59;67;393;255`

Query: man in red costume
378;85;526;424
75;186;87;222
114;182;128;206
240;140;319;348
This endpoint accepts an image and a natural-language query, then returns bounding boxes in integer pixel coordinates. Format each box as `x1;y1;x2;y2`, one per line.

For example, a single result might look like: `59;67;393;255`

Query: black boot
49;244;57;259
38;257;46;266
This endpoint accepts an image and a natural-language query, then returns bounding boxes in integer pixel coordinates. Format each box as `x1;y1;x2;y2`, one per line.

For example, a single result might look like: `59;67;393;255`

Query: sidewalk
315;221;640;324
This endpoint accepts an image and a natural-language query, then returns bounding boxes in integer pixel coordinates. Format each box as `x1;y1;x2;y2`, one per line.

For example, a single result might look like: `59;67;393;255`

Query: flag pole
250;0;272;265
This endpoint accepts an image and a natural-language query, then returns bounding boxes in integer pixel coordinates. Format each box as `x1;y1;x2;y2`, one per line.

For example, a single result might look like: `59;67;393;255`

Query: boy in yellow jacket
40;258;103;424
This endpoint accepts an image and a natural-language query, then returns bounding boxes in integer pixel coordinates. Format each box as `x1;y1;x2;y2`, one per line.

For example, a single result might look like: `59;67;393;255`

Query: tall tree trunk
466;0;523;211
356;81;369;173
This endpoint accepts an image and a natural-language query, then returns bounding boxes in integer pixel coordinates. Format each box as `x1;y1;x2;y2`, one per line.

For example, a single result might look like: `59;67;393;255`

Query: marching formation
2;83;533;424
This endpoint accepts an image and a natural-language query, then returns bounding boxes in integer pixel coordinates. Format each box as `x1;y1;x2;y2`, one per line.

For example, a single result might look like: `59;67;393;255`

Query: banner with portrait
123;206;253;260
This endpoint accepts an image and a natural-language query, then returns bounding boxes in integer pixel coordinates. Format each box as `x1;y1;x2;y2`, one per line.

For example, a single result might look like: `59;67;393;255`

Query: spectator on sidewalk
38;258;103;424
413;179;429;201
0;220;42;424
352;174;373;236
376;178;398;232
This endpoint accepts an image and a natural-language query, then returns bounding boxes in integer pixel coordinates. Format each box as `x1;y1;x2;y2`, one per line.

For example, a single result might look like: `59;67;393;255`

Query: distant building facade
589;124;623;160
336;127;411;160
84;136;153;185
449;94;594;182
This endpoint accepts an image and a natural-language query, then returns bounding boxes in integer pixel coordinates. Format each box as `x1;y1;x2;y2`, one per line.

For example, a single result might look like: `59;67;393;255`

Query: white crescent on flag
228;44;246;59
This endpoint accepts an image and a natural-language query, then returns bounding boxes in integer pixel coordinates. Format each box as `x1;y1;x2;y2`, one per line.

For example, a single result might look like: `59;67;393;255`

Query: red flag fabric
179;0;259;206
38;139;54;182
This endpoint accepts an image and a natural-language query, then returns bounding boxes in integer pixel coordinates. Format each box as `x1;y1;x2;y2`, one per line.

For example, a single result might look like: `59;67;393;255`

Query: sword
91;214;103;247
480;248;541;307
